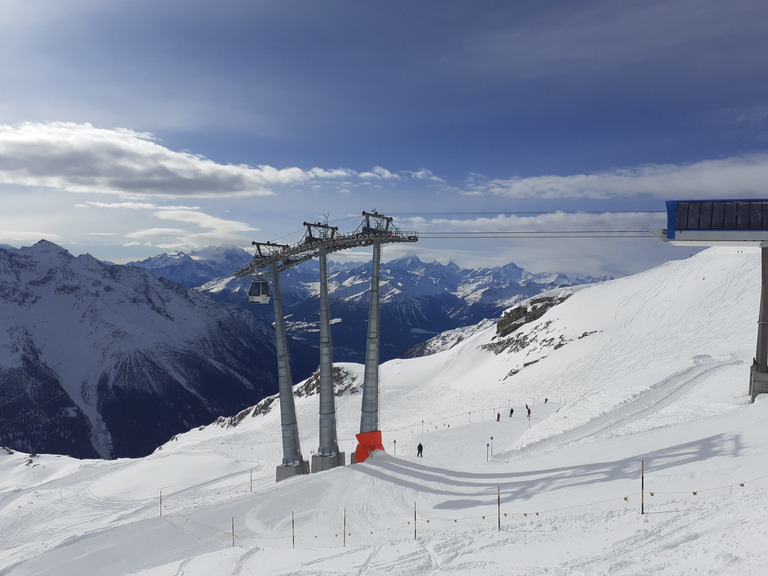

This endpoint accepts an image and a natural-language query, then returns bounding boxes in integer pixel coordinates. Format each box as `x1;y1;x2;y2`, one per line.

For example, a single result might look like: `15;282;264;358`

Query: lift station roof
664;200;768;246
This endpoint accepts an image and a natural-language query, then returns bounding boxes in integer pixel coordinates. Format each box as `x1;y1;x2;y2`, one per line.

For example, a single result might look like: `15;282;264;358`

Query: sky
1;1;768;276
3;247;768;574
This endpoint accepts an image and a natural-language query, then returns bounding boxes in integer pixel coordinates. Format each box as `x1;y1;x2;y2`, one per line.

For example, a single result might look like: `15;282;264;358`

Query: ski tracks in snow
510;355;741;457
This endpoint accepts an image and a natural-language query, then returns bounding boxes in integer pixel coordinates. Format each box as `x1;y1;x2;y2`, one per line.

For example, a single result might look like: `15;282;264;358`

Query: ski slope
2;247;768;575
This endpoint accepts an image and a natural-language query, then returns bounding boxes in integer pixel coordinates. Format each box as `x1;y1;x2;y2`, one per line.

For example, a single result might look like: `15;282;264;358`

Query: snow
3;246;768;574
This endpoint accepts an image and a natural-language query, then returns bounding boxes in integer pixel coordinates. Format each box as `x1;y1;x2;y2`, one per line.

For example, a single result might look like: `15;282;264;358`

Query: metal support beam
235;211;417;468
271;262;309;479
750;247;768;401
757;247;768;372
313;245;344;471
360;240;382;433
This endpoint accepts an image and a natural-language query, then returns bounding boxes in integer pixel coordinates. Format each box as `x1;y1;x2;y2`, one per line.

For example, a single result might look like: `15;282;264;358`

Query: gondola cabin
247;278;271;304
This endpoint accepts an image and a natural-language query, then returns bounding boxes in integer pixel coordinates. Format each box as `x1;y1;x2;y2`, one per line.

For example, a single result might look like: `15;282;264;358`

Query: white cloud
0;230;61;244
154;209;257;234
76;201;200;211
359;166;400;180
395;211;673;277
414;211;665;233
472;154;768;200
407;168;445;183
0;122;365;198
125;228;188;239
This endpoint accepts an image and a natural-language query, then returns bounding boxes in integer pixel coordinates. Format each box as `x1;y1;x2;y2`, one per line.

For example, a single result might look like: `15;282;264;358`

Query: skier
417;442;423;457
527;407;531;418
496;412;500;422
509;407;514;417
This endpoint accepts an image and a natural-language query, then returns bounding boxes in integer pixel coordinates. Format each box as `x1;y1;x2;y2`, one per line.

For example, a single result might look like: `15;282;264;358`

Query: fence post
641;460;645;515
414;501;417;540
292;511;295;549
159;490;162;517
232;517;235;547
343;508;347;547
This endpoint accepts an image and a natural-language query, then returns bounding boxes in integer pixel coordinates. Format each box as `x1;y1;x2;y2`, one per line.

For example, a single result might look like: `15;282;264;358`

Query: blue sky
1;0;768;276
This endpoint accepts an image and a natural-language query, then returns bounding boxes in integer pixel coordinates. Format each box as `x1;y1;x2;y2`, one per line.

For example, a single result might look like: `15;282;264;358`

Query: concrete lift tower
238;241;313;482
236;211;418;481
660;199;768;401
353;210;414;463
302;222;345;473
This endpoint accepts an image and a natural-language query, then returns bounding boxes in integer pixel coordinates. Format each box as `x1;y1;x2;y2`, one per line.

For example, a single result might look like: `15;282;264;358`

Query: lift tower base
311;453;346;473
276;461;310;482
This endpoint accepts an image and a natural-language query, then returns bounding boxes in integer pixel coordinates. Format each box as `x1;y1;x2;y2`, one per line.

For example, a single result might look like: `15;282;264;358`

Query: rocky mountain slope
0;241;311;459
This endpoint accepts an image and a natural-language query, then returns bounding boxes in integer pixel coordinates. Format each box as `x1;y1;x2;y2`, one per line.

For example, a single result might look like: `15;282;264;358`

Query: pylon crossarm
235;212;417;278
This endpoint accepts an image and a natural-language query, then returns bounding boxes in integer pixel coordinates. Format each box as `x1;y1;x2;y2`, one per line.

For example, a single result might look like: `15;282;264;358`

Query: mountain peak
388;254;424;269
26;239;74;260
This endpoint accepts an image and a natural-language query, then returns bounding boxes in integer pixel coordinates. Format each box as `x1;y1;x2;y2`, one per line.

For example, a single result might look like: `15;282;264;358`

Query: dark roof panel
666;200;768;244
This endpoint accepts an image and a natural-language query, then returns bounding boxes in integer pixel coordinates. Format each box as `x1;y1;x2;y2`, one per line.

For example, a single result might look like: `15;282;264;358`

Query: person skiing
509;407;514;417
417;442;423;457
496;412;500;422
527;407;531;418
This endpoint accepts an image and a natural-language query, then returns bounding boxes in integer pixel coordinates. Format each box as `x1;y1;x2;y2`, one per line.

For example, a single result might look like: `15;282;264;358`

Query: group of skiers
419;400;549;457
497;402;537;422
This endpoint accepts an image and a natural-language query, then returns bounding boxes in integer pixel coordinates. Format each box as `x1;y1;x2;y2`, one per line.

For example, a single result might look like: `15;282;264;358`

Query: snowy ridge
0;241;283;458
2;247;768;574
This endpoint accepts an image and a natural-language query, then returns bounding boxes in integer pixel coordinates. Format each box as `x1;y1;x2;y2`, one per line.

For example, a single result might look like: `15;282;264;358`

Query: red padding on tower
355;430;385;463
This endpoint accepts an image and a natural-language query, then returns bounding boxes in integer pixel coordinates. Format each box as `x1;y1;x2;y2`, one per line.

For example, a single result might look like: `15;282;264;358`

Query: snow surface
2;246;768;575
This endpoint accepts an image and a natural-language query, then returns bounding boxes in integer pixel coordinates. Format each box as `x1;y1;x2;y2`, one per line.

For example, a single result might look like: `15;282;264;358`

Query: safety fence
152;462;768;550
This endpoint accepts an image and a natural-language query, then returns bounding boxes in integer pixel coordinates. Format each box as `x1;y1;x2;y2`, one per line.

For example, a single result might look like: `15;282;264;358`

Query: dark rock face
0;241;315;459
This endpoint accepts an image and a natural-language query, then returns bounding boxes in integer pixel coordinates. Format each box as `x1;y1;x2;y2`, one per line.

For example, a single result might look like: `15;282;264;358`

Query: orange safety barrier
355;430;385;463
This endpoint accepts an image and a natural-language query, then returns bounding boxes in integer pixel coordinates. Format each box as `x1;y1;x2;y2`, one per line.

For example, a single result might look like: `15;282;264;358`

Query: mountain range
0;241;601;460
0;241;315;459
128;246;607;362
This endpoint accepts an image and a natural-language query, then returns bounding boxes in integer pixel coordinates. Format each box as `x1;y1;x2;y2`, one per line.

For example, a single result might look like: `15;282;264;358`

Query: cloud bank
472;154;768;200
0;122;358;198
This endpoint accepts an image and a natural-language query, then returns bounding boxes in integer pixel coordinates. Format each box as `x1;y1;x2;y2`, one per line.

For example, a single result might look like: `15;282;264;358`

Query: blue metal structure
664;200;768;245
661;199;768;401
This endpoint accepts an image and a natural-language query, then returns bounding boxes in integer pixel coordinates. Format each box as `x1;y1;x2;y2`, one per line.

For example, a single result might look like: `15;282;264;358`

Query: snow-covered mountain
2;247;767;575
126;246;254;288
132;247;604;362
0;241;315;459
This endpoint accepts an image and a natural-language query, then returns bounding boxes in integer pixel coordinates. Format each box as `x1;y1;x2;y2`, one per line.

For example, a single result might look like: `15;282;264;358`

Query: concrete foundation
275;460;310;482
311;452;346;473
750;364;768;402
